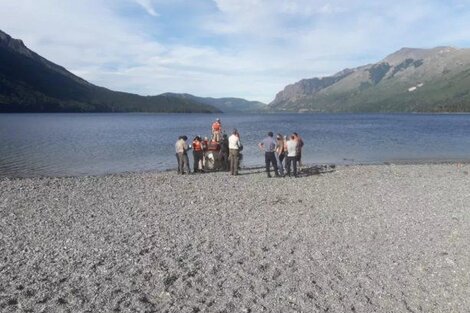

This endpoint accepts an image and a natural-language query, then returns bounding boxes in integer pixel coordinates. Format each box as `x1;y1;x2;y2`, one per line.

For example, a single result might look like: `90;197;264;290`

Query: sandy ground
1;164;470;312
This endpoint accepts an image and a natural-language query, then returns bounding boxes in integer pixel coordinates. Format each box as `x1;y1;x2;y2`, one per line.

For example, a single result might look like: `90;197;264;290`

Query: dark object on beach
297;164;336;177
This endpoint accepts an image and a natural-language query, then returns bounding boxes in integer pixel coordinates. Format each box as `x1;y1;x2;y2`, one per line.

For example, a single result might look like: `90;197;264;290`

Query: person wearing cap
228;129;242;175
175;135;191;174
258;131;280;178
211;118;222;142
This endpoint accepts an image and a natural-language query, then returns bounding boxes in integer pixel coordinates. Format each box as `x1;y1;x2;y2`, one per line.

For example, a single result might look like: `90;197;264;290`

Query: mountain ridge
161;93;266;112
269;46;470;112
0;30;261;113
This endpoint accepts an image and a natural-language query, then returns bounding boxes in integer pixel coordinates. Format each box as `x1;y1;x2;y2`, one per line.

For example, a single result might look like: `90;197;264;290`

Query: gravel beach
1;164;469;312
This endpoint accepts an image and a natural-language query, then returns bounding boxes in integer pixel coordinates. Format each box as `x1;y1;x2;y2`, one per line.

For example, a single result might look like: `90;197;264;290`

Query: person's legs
271;153;279;176
183;154;190;174
233;151;239;175
199;154;203;172
293;157;298;177
193;152;198;172
197;152;204;172
286;157;291;176
265;153;271;177
296;153;302;168
177;152;184;174
229;150;235;175
176;153;181;174
278;154;285;176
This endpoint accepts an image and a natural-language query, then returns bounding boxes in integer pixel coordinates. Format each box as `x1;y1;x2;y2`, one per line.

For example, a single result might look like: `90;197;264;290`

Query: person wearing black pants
259;131;279;178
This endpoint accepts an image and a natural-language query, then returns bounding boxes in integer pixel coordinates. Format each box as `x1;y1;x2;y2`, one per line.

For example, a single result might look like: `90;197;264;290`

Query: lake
1;113;469;177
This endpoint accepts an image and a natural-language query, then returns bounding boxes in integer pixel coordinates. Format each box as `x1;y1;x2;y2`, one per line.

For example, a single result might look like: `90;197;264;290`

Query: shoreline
2;159;470;180
1;163;470;312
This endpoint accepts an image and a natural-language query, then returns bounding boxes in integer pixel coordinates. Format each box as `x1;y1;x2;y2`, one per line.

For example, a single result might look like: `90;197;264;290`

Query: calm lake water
1;113;470;177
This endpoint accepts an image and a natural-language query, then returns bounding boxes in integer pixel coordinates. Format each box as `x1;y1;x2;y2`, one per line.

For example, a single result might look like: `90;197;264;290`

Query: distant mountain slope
0;30;220;113
269;47;470;112
162;93;266;112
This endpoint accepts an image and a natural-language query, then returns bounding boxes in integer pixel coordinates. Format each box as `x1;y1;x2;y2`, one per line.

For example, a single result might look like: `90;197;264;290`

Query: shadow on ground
237;164;336;177
297;164;336;177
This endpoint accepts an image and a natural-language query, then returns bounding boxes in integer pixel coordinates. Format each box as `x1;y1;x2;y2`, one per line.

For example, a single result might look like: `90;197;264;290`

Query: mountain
161;93;266;112
269;47;470;112
0;30;220;113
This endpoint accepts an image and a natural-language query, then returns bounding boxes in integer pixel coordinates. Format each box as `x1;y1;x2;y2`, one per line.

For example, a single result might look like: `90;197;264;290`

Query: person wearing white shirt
175;135;190;174
228;129;242;175
286;135;298;177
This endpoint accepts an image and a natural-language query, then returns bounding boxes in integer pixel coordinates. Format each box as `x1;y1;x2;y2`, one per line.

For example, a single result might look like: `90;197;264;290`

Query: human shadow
296;164;336;177
186;165;337;177
236;166;265;176
236;164;336;177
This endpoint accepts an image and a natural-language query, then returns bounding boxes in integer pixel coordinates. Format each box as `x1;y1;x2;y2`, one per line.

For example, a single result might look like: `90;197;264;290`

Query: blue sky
1;0;470;102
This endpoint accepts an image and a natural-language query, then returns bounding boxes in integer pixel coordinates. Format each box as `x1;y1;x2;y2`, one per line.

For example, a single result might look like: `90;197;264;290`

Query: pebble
1;164;469;312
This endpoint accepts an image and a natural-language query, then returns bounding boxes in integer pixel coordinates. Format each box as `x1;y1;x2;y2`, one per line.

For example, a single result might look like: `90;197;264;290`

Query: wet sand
1;164;469;312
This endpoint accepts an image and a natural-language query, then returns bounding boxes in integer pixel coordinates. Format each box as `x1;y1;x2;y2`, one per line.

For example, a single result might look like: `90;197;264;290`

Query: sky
1;0;470;103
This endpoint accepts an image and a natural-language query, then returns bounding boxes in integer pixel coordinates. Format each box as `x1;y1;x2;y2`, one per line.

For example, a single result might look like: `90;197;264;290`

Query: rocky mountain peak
0;29;92;86
0;29;34;58
383;46;456;65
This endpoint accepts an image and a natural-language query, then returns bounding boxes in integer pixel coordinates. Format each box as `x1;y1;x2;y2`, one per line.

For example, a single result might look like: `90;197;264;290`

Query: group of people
175;118;303;177
258;131;304;178
175;118;240;175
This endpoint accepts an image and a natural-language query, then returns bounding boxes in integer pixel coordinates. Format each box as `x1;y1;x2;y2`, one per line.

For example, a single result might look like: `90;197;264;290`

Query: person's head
223;134;228;139
276;133;282;140
178;136;183;140
216;118;221;122
291;135;295;140
232;128;238;135
268;131;273;137
293;132;298;138
182;135;188;141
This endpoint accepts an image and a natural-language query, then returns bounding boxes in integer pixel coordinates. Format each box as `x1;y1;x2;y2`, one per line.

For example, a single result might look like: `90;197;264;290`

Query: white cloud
134;0;159;16
1;0;470;103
